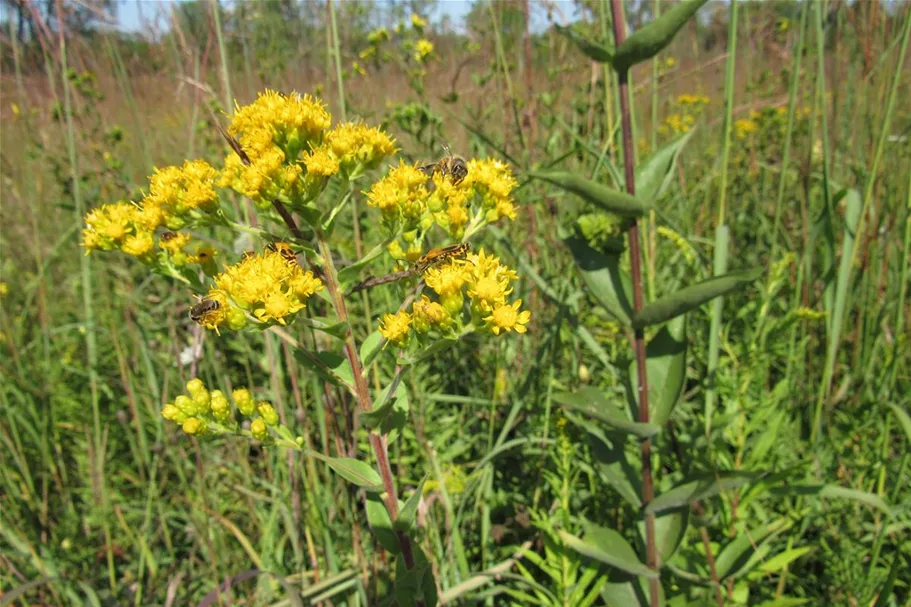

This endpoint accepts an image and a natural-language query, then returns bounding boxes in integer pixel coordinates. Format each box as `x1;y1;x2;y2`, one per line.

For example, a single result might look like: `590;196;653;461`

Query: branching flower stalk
609;1;660;605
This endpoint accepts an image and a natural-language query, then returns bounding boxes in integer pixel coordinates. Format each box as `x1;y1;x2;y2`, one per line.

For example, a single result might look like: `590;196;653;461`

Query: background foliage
1;0;909;605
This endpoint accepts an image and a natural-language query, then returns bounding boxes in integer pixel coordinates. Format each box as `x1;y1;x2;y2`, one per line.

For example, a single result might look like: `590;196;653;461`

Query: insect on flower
350;242;471;294
418;145;468;191
189;298;221;323
160;231;178;242
265;241;300;265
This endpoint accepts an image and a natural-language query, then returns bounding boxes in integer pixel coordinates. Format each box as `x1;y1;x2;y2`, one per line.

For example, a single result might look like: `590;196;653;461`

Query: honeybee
418;145;468;190
350;242;472;293
160;231;178;242
189;298;221;323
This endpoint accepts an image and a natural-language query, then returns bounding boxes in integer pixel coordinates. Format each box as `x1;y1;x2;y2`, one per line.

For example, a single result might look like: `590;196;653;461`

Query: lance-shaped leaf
395;548;436;607
626;316;687;426
310;453;384;492
639;507;689;565
532;170;653;218
647;471;763;514
560;522;657;579
555;387;659;438
582;422;642;508
715;522;779;580
635;130;693;204
564;235;633;325
395;476;427;532
555;24;615;64
631;268;763;329
613;0;710;72
365;494;400;554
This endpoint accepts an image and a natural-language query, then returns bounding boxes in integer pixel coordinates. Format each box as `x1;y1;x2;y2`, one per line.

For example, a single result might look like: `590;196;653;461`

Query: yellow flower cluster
366;158;518;242
82;160;221;270
734;118;760;139
677;94;710;106
161;379;281;441
413;39;434;63
200;248;324;330
324;122;397;175
660;113;696;136
378;248;530;347
229;90;331;157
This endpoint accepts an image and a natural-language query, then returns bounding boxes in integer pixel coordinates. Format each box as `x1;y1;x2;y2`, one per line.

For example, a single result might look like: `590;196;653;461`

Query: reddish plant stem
608;2;660;606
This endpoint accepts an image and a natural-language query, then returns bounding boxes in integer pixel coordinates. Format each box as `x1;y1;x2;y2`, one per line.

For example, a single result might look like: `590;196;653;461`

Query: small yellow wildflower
365;162;430;225
121;231;155;258
466;248;518;313
485;299;531;335
82;201;141;252
411;14;427;30
233;388;256;417
250;418;268;440
735;118;759;139
412;295;450;333
414;39;434;63
143;160;220;226
211;249;323;327
464;158;518;223
379;310;413;347
229;90;331;157
324;122;397;174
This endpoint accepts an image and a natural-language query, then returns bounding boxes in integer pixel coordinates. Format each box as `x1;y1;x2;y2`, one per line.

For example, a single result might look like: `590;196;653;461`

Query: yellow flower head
414;39;434;63
82;201;141;251
467;248;518;313
229;90;331;158
428;174;472;238
219;145;304;208
142;159;220;227
324;122;397;174
735;118;759;139
192;290;230;332
365;162;430;226
121;231;155;258
410;14;427;30
464;158;518;223
424;259;471;299
485;299;531;335
212;248;323;327
379;310;412;347
411;295;450;333
0;283;7;297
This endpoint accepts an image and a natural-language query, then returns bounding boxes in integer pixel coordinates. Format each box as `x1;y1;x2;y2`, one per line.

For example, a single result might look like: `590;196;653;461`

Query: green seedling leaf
632;268;763;329
365;494;400;554
560;522;657;578
635;130;693;203
395;476;427;532
555;24;615;64
626;316;687;426
564;235;633;325
554;387;659;438
532;170;653;217
612;0;710;72
311;454;383;492
647;472;762;514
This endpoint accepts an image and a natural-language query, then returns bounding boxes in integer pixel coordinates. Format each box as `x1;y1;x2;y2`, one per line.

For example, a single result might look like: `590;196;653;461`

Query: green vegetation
1;1;909;605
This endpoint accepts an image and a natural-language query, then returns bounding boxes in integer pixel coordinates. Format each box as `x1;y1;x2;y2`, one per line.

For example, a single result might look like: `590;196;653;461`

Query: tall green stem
609;2;659;605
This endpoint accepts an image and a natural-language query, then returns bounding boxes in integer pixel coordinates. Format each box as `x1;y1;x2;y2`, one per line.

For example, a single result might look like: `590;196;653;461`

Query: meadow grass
1;1;910;605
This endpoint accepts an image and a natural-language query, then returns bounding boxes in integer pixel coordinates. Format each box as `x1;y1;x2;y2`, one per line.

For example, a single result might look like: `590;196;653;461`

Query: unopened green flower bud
210;390;230;422
257;402;279;427
227;307;247;331
250;418;268;440
182;417;206;436
174;394;196;417
233;388;255;417
441;292;464;316
162;403;187;423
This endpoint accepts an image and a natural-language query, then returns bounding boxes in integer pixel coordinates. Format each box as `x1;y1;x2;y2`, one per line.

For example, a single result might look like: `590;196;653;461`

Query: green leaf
292;349;355;394
758;547;813;574
583;423;642;508
554;388;659;438
635;130;693;204
564;235;633;325
601;576;665;607
632;268;763;329
395;476;427;532
647;472;762;514
361;379;400;431
627;316;687;426
532;170;653;218
817;485;892;516
642;507;689;565
555;24;615;64
297;316;348;339
337;239;392;290
715;523;777;580
560;523;657;579
365;494;400;554
360;330;384;369
395;548;435;607
612;0;710;72
401;338;459;365
311;454;383;492
873;554;905;607
886;403;911;445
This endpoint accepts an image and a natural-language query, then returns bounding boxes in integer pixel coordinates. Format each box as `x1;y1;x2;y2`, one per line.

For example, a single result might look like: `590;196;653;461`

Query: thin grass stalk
813;5;911;442
328;0;347;122
103;34;151;169
210;0;233;112
608;1;659;604
52;0;114;590
704;0;738;439
487;0;526;155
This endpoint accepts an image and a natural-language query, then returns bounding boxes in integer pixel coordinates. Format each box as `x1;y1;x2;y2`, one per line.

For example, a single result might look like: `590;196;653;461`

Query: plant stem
609;1;659;605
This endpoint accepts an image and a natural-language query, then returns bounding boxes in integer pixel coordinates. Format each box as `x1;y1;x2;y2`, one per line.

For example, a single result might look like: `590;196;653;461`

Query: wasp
189;298;221;323
350;242;471;294
418;145;468;191
265;241;299;265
